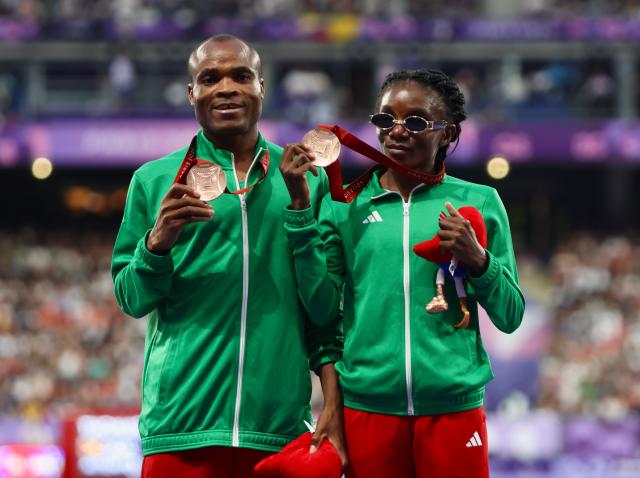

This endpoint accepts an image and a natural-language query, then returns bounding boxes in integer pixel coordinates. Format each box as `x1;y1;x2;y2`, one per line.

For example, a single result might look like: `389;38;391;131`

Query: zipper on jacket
402;199;414;416
231;148;264;447
374;185;422;416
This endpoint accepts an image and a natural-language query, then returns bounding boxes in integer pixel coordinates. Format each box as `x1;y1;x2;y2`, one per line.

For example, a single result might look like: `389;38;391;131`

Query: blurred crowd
0;229;144;419
274;59;616;125
0;58;617;129
538;234;640;417
1;229;640;420
429;60;615;121
0;0;630;124
0;0;478;23
525;0;640;17
3;0;640;22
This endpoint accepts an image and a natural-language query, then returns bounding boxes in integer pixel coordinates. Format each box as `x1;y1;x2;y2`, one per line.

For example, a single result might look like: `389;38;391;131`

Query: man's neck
204;128;259;165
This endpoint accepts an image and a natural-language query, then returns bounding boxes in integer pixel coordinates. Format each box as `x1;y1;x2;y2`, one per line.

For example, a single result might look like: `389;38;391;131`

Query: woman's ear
440;123;456;147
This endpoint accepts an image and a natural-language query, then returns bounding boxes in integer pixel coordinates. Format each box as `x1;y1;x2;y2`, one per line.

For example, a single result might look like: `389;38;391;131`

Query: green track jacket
284;171;524;416
112;130;342;455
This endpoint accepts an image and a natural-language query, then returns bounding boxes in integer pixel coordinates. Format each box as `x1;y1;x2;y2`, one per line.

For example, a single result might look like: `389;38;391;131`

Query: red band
172;136;199;184
318;124;445;203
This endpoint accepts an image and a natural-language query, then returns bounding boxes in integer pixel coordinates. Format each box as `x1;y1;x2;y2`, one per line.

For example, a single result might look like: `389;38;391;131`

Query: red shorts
141;446;272;478
344;406;489;478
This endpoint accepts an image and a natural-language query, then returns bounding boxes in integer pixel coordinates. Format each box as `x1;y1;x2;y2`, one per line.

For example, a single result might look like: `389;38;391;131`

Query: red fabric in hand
413;206;487;264
253;432;342;478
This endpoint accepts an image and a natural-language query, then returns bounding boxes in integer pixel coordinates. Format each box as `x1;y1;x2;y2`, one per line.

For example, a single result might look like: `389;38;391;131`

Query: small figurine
413;206;487;329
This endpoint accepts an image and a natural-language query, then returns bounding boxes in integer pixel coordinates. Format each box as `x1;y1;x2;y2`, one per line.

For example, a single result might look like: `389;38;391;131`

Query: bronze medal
302;128;341;167
186;163;227;201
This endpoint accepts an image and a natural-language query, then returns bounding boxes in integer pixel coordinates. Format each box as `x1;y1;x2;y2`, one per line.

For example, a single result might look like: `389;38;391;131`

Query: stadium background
1;1;640;477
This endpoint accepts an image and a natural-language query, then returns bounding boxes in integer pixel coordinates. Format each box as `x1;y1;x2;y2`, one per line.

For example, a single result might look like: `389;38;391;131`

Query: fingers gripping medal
301;128;341;167
186;163;227;201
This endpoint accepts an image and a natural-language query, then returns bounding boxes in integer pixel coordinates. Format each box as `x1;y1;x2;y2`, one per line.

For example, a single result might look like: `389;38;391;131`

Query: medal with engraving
173;135;270;198
186;163;227;201
301;128;341;167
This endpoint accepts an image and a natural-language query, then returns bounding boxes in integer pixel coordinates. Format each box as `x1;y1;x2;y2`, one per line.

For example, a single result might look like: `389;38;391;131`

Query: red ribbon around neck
319;124;445;203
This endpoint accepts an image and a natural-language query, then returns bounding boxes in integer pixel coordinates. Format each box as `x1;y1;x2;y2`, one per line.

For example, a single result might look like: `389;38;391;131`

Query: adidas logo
362;210;383;224
465;431;483;448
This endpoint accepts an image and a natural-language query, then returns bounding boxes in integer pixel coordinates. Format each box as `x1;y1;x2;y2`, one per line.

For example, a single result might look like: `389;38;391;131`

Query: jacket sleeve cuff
135;231;174;272
283;207;316;229
310;352;342;375
468;250;500;290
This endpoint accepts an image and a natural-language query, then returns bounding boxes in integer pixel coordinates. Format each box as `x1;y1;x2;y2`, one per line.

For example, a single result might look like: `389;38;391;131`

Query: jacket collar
196;130;268;170
367;169;447;201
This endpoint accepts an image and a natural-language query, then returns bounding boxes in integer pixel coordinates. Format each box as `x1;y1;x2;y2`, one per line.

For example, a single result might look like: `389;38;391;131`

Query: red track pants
344;406;489;478
141;446;272;478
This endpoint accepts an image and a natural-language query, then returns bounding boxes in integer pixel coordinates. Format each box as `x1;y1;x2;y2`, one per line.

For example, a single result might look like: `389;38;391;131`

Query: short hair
376;69;467;169
188;34;262;79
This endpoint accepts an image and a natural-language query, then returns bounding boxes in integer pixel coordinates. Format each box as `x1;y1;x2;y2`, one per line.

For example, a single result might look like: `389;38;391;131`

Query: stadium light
32;157;53;180
487;156;510;180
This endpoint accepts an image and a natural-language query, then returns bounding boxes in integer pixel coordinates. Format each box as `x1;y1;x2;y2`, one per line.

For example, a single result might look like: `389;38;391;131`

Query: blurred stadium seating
1;1;640;477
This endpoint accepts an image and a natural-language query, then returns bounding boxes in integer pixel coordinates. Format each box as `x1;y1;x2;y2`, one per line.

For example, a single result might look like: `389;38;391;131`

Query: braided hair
375;69;467;172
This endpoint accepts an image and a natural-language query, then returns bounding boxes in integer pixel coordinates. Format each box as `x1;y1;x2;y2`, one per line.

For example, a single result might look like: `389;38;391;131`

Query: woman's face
376;80;455;172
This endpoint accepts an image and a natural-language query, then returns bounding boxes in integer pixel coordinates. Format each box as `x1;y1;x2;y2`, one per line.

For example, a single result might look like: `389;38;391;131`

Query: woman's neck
380;168;423;201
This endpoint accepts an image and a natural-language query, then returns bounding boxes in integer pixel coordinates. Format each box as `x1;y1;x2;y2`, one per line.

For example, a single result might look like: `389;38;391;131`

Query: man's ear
187;84;195;106
259;78;265;100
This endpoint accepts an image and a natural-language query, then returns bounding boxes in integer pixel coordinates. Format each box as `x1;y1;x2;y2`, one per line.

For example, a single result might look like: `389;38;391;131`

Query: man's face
188;39;264;139
376;80;454;172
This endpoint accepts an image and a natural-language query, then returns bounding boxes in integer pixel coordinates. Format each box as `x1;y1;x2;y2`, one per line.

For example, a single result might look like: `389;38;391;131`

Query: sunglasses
370;113;448;133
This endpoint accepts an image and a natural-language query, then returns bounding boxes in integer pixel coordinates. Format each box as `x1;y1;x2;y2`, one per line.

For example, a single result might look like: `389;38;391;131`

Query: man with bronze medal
112;35;346;478
281;69;525;478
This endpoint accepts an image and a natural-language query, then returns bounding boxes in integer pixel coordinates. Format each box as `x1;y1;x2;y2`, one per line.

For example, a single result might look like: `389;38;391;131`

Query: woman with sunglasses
280;69;525;478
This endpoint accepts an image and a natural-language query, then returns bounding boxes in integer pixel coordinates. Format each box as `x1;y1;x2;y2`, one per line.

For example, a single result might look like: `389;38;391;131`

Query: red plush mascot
253;432;342;478
413;206;487;329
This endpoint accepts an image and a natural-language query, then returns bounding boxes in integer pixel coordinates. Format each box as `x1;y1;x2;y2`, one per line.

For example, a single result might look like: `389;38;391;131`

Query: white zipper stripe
402;199;414;416
233;195;248;447
374;180;426;416
400;184;424;416
231;147;264;447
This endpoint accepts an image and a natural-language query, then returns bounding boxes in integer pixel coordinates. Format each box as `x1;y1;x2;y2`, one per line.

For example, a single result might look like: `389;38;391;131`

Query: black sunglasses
370;113;448;133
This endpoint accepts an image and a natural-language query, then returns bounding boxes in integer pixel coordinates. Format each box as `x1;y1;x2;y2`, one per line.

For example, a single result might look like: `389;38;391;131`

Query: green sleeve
284;184;344;371
283;195;344;326
111;173;173;318
305;315;344;373
468;189;525;333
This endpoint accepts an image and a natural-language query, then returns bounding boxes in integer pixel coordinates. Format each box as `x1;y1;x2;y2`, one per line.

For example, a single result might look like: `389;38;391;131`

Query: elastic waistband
142;429;295;456
343;386;485;416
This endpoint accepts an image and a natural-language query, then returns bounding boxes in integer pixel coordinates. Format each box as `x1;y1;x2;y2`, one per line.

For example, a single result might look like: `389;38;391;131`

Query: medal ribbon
173;136;270;195
318;124;445;203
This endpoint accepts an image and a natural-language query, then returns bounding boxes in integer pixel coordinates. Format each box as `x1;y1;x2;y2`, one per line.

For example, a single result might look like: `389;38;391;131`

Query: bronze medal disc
301;128;341;167
186;163;227;201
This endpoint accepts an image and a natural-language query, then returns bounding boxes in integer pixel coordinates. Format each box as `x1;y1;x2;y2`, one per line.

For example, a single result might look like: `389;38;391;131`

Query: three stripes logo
465;431;483;448
362;210;383;224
